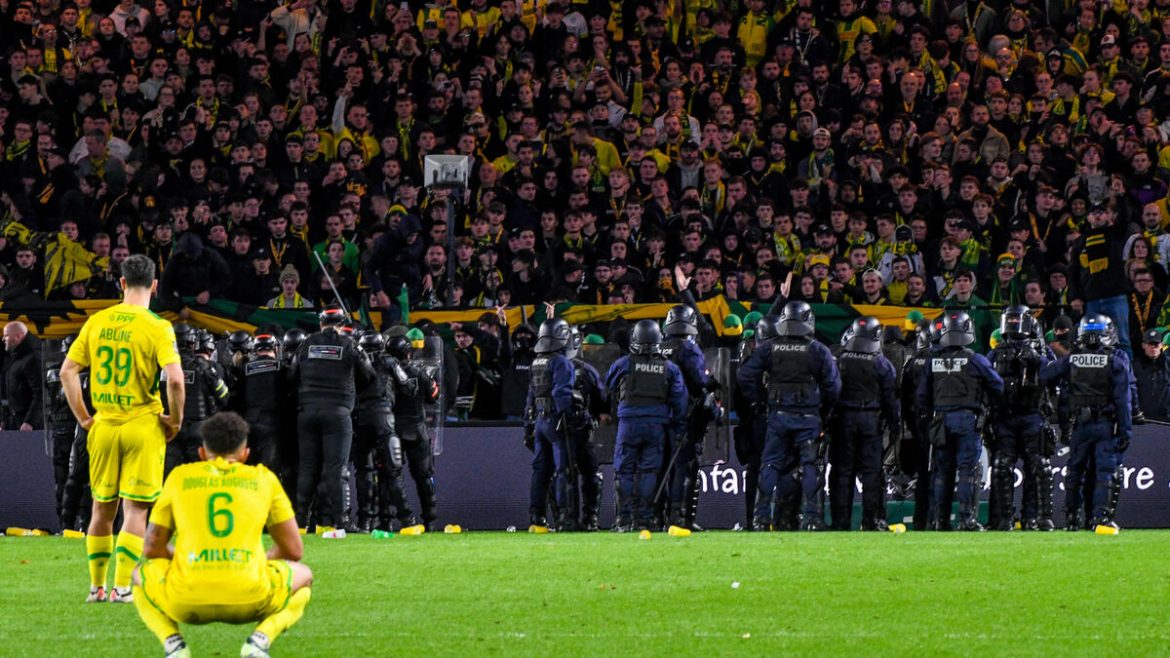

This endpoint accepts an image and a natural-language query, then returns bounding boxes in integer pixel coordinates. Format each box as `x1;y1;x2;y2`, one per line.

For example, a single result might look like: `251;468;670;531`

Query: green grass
3;531;1170;656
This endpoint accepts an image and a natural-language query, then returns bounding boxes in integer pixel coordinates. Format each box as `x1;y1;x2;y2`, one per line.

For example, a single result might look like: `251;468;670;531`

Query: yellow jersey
151;458;295;606
67;302;180;424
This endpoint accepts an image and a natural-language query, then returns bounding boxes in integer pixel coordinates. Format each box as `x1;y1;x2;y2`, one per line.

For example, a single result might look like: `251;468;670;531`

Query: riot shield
580;342;622;464
413;336;446;456
701;347;732;466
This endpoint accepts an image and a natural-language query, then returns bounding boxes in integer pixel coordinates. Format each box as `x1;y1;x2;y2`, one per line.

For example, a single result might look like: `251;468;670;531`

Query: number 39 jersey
67;302;181;424
151;458;294;606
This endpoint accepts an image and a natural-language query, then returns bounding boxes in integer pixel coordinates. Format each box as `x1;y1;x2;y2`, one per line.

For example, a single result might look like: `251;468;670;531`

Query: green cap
1044;329;1056;343
742;328;756;339
584;333;605;345
405;328;425;341
906;310;925;323
743;311;762;328
724;314;743;328
1162;331;1170;347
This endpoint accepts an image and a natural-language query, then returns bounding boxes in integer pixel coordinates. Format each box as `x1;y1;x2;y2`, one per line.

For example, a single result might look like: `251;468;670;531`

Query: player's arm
161;361;186;441
142;522;174;560
267;518;304;562
60;358;94;430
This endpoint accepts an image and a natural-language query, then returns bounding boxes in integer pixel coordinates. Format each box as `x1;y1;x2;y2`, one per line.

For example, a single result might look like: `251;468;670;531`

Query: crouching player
132;412;312;658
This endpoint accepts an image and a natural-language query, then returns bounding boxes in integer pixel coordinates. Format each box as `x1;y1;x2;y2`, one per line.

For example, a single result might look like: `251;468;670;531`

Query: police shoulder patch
308;345;344;360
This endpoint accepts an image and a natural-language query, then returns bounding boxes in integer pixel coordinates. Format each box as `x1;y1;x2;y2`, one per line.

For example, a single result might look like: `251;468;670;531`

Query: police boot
528;509;550;534
667;502;686;530
418;477;438;528
800;490;825;531
582;474;602;532
1065;508;1085;531
867;514;889;532
957;504;984;532
611;492;632;532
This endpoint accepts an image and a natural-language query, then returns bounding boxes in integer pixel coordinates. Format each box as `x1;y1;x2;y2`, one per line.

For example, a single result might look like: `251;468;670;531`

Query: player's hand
78;416;95;431
159;415;181;442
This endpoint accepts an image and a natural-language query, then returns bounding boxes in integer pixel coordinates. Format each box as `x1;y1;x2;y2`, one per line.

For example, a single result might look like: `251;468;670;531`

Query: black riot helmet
386;335;412;361
629;319;663;355
777;301;815;337
930;317;944;345
252;333;279;354
319;305;347;327
914;318;933;351
197;329;216;355
844;316;883;354
535;318;572;354
1077;313;1114;349
756;316;779;341
282;327;308;353
1000;304;1030;340
173;323;197;351
567;324;583;360
940;311;975;347
663;304;699;337
358;331;385;355
228;330;253;354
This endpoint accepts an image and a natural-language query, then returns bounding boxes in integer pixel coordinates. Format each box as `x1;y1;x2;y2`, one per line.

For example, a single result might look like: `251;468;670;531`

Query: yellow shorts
138;558;293;625
88;413;166;503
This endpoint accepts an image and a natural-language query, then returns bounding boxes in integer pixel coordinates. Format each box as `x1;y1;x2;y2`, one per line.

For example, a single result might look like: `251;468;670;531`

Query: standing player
60;254;186;603
131;411;312;658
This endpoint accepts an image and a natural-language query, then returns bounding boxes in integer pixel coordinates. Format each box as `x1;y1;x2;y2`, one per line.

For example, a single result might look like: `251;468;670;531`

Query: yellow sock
113;532;144;590
132;584;180;645
86;534;114;588
256;587;312;643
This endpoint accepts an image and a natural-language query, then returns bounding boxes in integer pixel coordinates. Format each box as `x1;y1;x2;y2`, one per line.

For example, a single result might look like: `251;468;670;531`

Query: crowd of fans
2;0;1170;349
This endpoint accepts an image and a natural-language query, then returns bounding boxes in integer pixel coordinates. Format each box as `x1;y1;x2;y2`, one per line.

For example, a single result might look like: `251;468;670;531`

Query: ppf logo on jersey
932;358;968;373
1070;354;1109;368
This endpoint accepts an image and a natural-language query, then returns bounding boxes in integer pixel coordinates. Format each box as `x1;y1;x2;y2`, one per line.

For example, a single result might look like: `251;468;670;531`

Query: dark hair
120;254;156;288
200;411;249;455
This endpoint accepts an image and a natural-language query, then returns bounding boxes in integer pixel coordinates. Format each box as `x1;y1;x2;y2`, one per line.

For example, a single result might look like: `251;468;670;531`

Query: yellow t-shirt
67;302;180;424
151;458;295;606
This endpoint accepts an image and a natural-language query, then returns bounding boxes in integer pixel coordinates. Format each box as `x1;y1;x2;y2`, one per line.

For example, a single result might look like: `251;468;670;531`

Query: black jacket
5;335;43;429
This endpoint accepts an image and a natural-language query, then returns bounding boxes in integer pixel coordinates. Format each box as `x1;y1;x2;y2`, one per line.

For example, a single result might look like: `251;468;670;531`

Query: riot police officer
737;302;841;531
59;348;94;533
234;333;284;473
830;317;901;531
386;334;440;534
290;306;376;535
734;315;779;529
661;304;718;533
566;325;606;531
916;311;1004;531
525;319;577;532
1040;314;1133;531
987;306;1056;531
282;328;307;366
163;324;230;476
604;320;688;533
44;337;78;529
900;318;936;530
352;332;411;533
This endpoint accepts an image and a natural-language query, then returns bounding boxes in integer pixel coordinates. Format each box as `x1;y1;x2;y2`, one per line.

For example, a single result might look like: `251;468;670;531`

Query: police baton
653;428;687;506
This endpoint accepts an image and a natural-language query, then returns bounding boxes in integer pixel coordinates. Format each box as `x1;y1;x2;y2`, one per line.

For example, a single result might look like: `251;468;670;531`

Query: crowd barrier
3;425;1169;530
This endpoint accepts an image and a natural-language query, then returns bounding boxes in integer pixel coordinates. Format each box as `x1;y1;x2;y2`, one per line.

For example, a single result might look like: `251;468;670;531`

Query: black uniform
988;340;1055;530
390;355;440;526
291;327;376;529
353;354;413;531
162;350;229;476
830;349;900;530
235;354;284;473
566;357;606;530
60;369;94;531
44;346;78;528
900;345;934;530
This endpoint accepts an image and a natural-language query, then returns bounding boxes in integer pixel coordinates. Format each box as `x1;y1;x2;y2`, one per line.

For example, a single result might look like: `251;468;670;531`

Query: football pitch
3;531;1169;656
